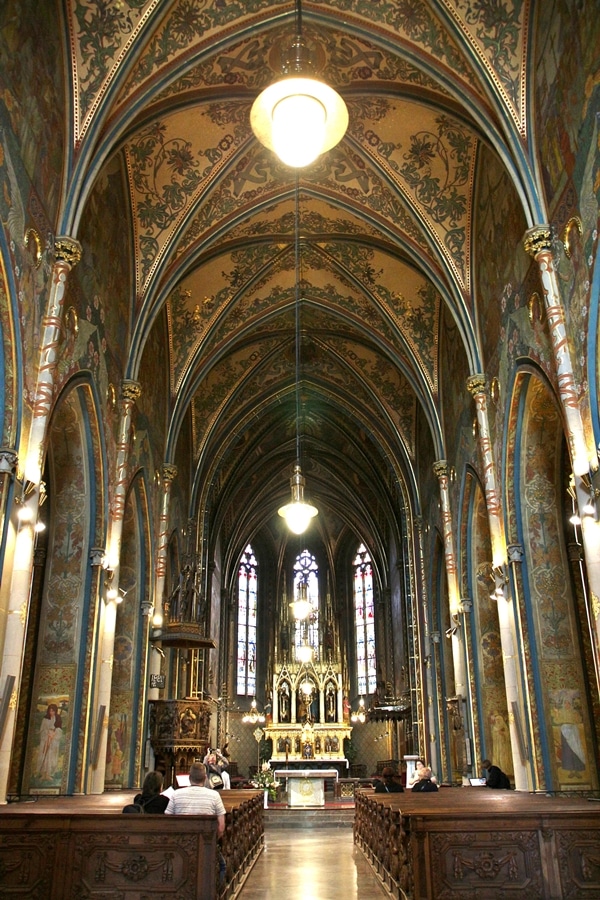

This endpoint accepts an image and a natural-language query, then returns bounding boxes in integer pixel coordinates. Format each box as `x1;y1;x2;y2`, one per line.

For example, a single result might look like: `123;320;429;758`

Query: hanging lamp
250;0;348;168
278;179;318;534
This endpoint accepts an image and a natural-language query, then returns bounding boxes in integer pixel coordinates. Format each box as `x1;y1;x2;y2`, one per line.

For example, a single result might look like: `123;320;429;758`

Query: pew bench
355;787;600;899
0;789;264;900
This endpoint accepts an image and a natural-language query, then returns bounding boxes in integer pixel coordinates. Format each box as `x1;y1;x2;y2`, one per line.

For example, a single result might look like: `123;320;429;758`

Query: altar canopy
266;663;352;765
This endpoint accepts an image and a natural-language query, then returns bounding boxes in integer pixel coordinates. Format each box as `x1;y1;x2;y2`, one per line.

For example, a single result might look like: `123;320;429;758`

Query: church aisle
238;825;388;899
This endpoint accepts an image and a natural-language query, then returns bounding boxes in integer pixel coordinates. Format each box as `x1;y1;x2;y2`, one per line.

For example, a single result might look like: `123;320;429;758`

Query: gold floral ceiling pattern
64;0;534;541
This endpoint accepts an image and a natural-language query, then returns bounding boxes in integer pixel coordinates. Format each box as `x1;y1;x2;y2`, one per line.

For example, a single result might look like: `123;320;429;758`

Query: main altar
265;662;352;766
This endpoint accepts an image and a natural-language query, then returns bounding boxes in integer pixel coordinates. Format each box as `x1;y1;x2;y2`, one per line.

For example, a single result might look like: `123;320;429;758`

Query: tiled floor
238;825;388;899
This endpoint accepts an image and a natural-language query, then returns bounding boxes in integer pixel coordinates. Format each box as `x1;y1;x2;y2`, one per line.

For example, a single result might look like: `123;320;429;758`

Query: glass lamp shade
278;465;318;534
251;75;348;168
290;597;312;620
300;678;314;695
296;644;313;664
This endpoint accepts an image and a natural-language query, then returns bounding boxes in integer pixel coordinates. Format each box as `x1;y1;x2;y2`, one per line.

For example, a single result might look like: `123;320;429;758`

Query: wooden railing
355;787;600;899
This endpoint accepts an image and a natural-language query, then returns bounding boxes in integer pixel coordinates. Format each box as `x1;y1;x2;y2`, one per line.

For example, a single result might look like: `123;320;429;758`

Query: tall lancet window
294;548;319;660
237;544;257;696
354;543;376;695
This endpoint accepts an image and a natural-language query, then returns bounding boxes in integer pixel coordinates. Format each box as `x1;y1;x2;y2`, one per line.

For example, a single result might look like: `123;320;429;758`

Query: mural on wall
24;388;92;793
0;0;65;216
105;482;146;789
521;378;595;790
469;483;513;775
29;695;69;791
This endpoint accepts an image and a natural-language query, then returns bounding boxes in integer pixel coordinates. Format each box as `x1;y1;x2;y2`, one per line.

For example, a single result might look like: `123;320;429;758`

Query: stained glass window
354;543;376;695
293;548;319;660
237;544;257;696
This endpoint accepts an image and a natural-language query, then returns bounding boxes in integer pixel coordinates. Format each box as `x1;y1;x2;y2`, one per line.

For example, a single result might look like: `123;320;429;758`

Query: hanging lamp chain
295;173;301;466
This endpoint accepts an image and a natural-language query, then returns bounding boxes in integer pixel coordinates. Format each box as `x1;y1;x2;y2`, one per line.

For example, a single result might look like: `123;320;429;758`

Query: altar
274;768;339;807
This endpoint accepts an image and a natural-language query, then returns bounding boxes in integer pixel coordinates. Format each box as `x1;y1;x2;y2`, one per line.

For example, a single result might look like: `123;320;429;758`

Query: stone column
26;237;83;483
433;460;468;782
524;226;600;692
148;464;177;702
467;374;528;789
0;238;81;804
90;379;141;793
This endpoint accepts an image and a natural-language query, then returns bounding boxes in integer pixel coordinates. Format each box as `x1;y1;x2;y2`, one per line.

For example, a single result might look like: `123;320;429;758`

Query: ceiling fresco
64;0;537;554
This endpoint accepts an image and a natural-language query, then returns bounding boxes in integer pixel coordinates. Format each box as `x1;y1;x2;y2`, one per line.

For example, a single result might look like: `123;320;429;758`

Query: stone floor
238;825;388;899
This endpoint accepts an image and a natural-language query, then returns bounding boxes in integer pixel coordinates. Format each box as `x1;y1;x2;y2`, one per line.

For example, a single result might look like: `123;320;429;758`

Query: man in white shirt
165;762;226;837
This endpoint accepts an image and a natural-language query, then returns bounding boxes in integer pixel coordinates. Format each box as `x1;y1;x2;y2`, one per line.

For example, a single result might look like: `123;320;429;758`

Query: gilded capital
466;374;486;397
523;225;552;258
121;379;142;404
433;460;449;479
54;236;83;268
162;463;178;483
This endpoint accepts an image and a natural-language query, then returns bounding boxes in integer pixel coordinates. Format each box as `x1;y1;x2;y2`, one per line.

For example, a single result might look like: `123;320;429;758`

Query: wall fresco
0;0;64;217
521;378;596;790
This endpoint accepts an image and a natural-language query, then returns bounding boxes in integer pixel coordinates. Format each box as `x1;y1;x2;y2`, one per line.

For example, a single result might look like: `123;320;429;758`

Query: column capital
433;460;449;479
162;463;178;483
507;543;524;564
120;379;141;404
466;374;487;396
54;236;83;268
523;225;552;258
90;547;106;567
0;447;18;474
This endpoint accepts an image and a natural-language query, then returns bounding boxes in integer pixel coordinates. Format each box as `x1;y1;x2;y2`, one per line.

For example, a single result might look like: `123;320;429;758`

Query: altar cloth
273;769;339;807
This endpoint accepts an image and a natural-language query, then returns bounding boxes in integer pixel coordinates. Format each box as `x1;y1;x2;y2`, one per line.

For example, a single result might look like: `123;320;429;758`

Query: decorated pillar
90;379;141;793
466;374;528;789
0;238;81;804
524;226;600;687
433;460;468;782
148;464;177;702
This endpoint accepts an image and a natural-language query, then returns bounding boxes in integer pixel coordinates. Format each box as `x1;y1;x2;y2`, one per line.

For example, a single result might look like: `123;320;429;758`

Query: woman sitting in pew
408;757;438;788
374;766;404;793
410;766;439;792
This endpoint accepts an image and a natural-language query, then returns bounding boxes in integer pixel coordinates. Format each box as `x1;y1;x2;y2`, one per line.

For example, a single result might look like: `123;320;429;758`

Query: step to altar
264;804;355;828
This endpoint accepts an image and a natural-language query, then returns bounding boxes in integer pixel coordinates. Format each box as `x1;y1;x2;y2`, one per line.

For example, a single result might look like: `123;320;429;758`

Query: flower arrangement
251;762;280;799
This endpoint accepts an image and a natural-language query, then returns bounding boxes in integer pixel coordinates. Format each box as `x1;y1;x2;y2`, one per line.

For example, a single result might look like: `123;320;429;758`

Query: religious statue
279;683;290;723
326;685;336;721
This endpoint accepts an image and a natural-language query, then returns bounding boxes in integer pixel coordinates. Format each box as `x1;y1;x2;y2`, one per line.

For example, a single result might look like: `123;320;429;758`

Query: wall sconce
104;569;121;603
15;479;46;523
445;613;460;638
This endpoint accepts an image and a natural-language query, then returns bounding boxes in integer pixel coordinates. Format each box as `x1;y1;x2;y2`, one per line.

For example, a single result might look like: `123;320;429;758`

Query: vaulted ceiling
64;1;538;576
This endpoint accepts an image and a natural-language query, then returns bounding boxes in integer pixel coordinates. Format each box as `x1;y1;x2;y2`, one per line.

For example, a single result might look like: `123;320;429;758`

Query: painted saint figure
36;704;63;781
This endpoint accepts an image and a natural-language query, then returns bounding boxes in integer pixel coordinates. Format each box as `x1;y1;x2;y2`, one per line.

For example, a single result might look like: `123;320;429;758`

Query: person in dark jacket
410;766;438;792
124;770;169;813
374;766;404;793
481;759;511;789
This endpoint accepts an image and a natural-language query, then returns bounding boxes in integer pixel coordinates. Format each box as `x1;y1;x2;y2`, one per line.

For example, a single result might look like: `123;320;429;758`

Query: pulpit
148;699;211;787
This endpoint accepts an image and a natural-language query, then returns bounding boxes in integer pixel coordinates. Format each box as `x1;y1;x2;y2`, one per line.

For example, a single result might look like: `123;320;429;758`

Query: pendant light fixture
278;179;318;534
250;0;348;168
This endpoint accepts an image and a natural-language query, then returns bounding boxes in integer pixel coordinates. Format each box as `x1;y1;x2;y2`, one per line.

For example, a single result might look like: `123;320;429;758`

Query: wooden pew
0;789;264;900
355;787;600;899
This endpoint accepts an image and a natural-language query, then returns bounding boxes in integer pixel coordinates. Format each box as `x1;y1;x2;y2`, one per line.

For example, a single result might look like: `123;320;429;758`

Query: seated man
481;758;511;789
165;762;226;836
374;766;404;793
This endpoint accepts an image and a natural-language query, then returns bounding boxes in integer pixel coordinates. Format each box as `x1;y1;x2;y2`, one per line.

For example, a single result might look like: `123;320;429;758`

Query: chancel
0;1;599;898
